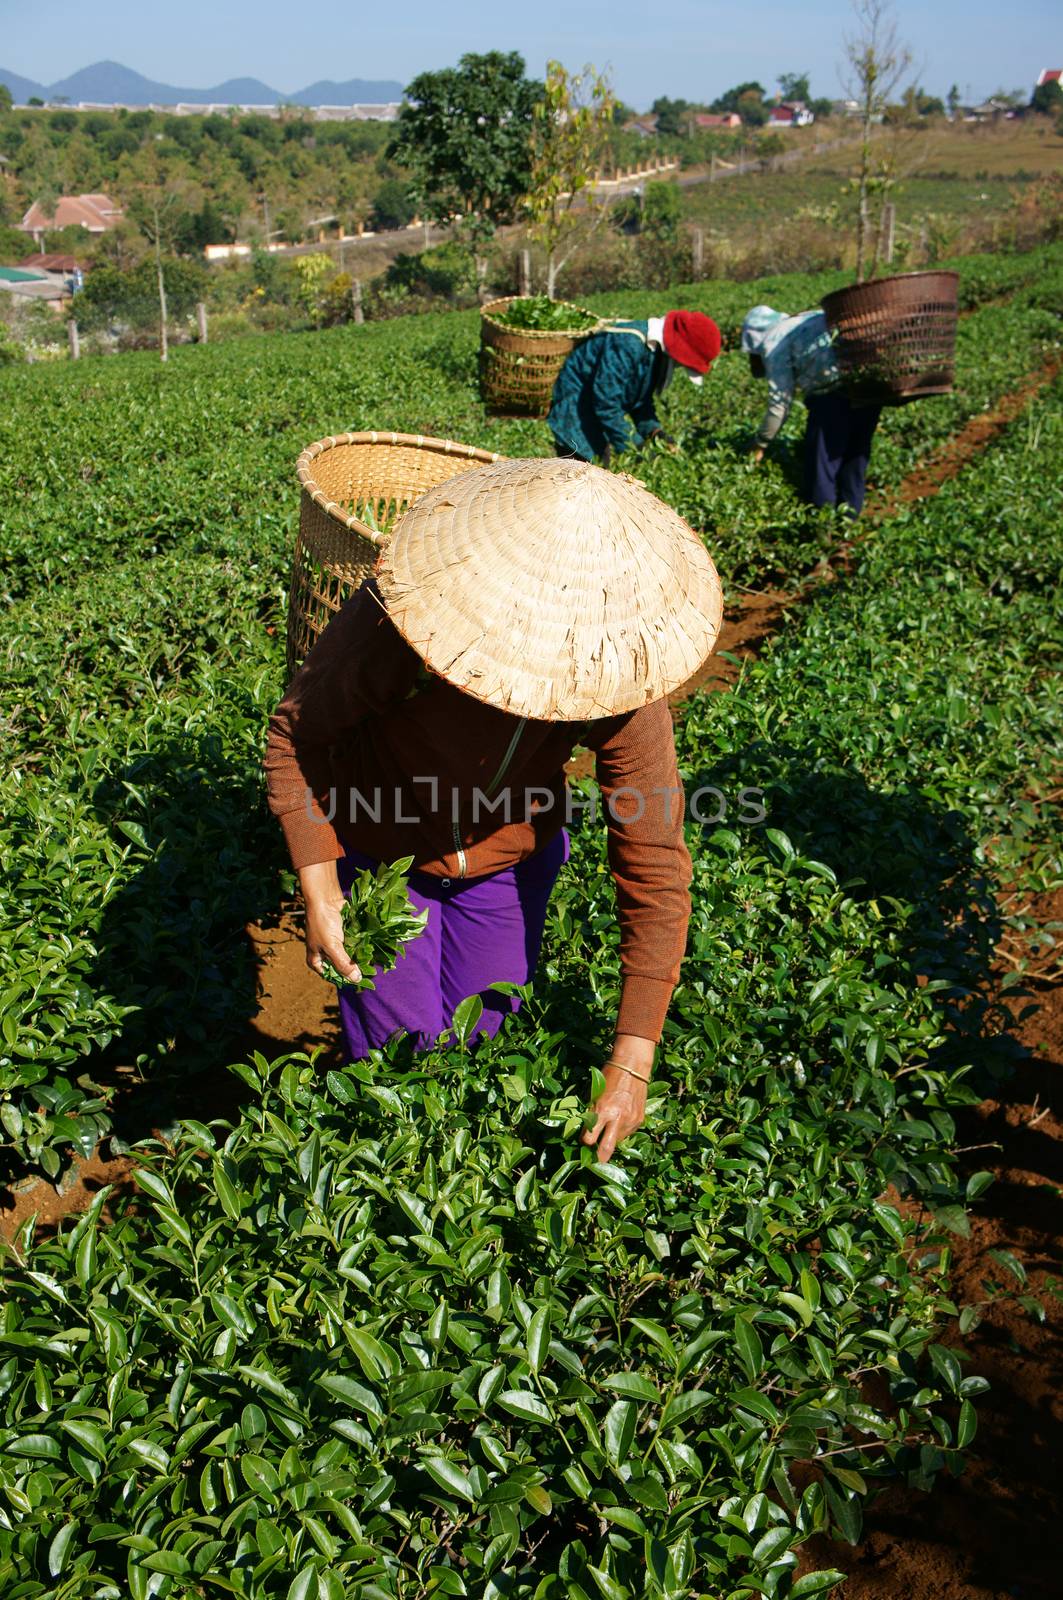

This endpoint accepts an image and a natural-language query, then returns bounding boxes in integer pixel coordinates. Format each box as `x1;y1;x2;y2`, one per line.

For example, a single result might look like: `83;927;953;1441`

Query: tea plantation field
0;243;1060;1599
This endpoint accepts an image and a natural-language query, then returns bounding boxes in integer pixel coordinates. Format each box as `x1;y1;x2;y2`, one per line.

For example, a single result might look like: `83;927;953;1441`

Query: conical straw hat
375;456;723;721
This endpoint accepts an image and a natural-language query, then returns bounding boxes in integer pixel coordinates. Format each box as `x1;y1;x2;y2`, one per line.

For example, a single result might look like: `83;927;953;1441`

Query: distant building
831;98;861;117
622;114;659;138
694;112;742;130
18;252;85;274
966;96;1020;122
47;100;401;121
19;193;123;245
0;264;71;307
769;102;815;127
1035;68;1061;88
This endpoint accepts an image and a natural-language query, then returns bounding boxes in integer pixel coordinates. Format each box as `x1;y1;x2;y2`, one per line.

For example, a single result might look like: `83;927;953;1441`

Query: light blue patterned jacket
741;306;842;445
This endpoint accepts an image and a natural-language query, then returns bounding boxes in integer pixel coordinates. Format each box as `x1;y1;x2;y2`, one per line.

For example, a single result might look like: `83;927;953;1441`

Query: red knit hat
663;310;722;374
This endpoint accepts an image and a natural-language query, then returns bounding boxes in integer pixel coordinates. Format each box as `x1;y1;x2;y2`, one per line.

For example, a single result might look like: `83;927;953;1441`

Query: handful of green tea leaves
492;295;599;334
320;856;429;989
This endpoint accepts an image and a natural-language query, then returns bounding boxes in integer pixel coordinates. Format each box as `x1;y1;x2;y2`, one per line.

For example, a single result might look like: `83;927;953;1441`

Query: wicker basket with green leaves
479;295;601;417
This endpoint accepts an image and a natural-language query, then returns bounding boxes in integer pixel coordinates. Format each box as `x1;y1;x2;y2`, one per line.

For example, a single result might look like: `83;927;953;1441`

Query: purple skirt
337;831;568;1060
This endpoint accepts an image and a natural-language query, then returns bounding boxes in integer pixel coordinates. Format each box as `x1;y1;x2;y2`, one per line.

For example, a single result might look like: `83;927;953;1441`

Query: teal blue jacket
547;321;665;460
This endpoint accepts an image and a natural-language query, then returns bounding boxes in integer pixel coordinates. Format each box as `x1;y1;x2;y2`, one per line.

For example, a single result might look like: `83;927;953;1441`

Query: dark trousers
804;391;882;514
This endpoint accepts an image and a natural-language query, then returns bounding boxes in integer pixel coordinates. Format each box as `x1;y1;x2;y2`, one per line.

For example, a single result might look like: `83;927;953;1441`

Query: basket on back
479;296;600;417
288;431;500;677
821;271;960;405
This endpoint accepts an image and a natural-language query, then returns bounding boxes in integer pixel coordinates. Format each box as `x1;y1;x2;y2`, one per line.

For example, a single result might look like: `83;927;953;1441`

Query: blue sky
1;0;1057;106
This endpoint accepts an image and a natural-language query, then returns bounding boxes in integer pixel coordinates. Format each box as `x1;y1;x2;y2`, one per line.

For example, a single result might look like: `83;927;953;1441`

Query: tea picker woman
265;458;721;1162
548;310;722;465
741;304;882;515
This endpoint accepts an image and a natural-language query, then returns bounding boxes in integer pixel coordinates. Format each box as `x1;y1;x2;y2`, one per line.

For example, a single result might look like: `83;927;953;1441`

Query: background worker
265;457;723;1164
548;310;721;465
741;304;882;515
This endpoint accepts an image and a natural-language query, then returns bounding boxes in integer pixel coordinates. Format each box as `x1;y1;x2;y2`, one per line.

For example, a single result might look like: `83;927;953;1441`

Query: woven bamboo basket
821;271;960;405
288;431;500;676
479;297;601;417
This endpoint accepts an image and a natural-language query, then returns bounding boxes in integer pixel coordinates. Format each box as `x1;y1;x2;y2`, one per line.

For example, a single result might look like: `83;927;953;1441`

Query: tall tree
650;97;691;137
841;0;912;279
525;60;615;298
121;149;197;362
1030;78;1063;115
778;72;812;104
388;52;541;294
711;81;767;119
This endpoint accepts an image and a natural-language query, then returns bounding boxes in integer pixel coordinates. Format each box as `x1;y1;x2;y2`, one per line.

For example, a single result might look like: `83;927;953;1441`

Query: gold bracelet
604;1057;652;1084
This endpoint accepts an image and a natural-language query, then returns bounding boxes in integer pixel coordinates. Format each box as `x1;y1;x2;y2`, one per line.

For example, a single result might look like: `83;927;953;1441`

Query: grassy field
801;115;1063;177
677;120;1062;273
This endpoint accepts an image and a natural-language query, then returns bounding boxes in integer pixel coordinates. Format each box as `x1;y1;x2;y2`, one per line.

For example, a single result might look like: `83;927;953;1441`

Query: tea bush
0;246;1059;1182
0;361;1058;1593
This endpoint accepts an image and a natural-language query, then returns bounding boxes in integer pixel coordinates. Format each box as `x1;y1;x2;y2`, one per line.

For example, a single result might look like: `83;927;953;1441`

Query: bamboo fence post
351;278;364;324
67;319;80;360
519;249;531;297
692;228;704;279
196;301;208;343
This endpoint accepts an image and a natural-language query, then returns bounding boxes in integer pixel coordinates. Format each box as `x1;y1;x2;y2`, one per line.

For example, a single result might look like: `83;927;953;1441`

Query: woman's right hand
298;861;361;983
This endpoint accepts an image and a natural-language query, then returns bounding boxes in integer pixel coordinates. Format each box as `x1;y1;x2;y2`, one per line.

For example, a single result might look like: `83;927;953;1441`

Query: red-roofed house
1035;68;1061;87
18;252;86;274
769;102;815;127
694;112;742;130
19;193;123;245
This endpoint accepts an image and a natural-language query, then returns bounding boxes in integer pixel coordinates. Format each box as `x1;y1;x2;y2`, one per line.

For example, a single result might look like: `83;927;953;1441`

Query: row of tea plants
0;334;1058;1597
0;243;1058;1178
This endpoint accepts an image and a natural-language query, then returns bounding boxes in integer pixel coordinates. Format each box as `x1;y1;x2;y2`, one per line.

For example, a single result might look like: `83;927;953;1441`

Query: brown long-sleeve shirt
264;583;691;1040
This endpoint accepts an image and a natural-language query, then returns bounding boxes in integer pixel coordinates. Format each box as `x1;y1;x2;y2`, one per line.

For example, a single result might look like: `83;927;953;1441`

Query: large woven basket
288;431;500;676
821;271;960;405
479;297;601;417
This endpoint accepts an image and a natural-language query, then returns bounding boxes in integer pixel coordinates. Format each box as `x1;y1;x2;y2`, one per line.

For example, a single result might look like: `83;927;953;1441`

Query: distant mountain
288;78;409;106
0;59;404;107
0;67;47;102
47;63;284;105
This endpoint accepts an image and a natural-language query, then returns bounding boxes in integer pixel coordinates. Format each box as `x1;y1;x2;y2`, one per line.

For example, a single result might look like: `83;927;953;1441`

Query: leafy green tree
371;176;415;232
17;121;62;229
525;60;615;297
650;96;691;136
738;89;769;126
121;148;200;361
1031;77;1063;115
779;72;811;103
388;51;541;291
384;241;477;302
73;257;207;332
711;81;767;116
947;83;962;117
0;84;13;114
292;252;334;327
641;179;682;242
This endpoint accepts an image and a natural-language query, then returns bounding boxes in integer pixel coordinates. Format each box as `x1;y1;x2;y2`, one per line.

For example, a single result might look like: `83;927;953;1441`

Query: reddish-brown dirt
565;587;797;781
869;357;1061;516
0;915;343;1243
802;940;1063;1600
3;366;1061;1600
